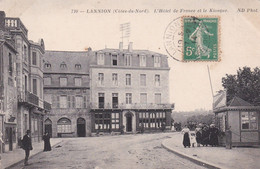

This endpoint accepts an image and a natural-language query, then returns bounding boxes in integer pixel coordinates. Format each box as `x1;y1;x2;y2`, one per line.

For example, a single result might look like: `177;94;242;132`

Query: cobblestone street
13;133;206;169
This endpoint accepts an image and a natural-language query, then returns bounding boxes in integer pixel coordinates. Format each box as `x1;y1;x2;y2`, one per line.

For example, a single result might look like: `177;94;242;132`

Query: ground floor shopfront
91;109;172;133
44;113;92;138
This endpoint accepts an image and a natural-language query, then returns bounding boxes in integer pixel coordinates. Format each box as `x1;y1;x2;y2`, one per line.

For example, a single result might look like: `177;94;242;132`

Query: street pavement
162;132;260;169
3;133;206;169
1;138;63;169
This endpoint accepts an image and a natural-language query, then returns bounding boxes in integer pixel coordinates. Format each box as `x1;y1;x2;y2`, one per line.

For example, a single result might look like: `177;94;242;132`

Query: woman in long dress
43;132;51;151
181;125;191;148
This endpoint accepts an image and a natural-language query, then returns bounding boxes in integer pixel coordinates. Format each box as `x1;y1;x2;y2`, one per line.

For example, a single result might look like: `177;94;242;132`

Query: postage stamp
182;16;220;62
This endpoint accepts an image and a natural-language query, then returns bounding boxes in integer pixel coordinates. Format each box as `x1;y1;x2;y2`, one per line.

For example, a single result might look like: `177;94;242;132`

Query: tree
222;67;260;105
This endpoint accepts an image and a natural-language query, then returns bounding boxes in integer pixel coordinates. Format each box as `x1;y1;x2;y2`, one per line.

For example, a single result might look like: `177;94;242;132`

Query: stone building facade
43;51;92;137
90;42;174;133
0;11;51;153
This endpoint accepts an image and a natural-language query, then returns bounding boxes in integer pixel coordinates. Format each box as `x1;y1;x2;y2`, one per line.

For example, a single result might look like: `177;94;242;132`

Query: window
33;79;37;95
111;112;120;130
60;62;67;69
24;75;27;91
74;77;82;86
112;54;117;66
140;93;147;104
112;73;118;86
139;112;166;129
98;73;104;86
126;74;131;86
45;63;51;69
8;53;13;76
75;96;83;108
57;118;72;133
98;93;105;108
140;55;146;67
125;54;131;66
44;77;51;85
94;112;111;131
97;53;104;65
60;96;67;108
126;93;132;104
155;93;161;104
32;52;37;65
154;55;161;67
155;75;160;87
23;45;27;61
241;112;258;130
112;93;118;108
60;77;67;86
75;64;81;70
140;74;146;86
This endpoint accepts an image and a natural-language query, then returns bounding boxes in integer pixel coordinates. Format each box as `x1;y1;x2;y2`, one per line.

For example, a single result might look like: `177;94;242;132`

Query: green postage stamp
183;16;219;62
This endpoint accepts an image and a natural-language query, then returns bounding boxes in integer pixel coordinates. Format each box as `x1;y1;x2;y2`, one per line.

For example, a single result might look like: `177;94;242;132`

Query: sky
1;0;260;111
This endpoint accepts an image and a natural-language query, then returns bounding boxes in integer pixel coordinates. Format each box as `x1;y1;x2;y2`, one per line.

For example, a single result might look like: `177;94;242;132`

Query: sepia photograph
0;0;260;168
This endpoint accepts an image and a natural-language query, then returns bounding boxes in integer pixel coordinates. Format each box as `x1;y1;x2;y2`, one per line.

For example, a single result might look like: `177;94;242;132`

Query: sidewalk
0;138;63;169
162;132;260;169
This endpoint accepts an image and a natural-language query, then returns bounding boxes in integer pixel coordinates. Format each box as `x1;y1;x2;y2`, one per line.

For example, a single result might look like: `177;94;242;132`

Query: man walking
22;130;33;166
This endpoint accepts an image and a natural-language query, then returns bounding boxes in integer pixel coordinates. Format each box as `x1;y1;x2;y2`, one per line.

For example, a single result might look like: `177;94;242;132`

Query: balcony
18;91;39;107
90;103;174;110
5;18;28;37
44;101;51;111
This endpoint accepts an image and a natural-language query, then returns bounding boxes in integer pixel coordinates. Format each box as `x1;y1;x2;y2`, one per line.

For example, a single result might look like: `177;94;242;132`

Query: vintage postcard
0;0;260;169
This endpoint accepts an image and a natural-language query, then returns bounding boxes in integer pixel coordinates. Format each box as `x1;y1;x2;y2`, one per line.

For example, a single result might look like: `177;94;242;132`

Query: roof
228;96;252;107
96;48;169;68
43;50;93;74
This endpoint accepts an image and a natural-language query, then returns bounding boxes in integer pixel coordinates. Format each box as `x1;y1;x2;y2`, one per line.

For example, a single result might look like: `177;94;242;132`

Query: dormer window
60;62;67;69
97;53;104;65
112;54;118;66
75;64;81;70
45;62;51;69
140;54;146;67
125;54;131;66
154;55;161;67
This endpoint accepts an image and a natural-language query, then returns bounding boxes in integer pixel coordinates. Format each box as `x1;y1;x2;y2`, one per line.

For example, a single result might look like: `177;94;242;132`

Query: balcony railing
44;101;51;111
5;18;28;36
18;91;39;107
90;103;174;110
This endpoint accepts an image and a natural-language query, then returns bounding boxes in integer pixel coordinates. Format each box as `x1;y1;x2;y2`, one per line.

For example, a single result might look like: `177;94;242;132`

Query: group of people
21;130;51;166
181;123;219;148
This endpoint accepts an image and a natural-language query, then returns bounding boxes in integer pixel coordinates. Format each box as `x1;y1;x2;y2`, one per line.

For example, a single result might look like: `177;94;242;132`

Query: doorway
44;118;52;137
126;114;132;132
8;127;13;151
77;118;86;137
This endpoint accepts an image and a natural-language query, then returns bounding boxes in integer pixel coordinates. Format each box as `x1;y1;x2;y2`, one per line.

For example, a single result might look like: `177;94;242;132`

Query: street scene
1;0;260;169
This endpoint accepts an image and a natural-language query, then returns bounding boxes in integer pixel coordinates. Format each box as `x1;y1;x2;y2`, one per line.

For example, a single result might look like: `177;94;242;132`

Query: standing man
22;130;33;166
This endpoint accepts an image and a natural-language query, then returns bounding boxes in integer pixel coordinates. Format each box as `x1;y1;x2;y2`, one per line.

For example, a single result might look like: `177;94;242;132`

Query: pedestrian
201;126;210;146
22;130;33;166
43;132;51;151
195;124;202;147
190;132;196;147
96;125;101;136
181;125;191;148
161;122;166;132
140;123;144;134
209;124;219;147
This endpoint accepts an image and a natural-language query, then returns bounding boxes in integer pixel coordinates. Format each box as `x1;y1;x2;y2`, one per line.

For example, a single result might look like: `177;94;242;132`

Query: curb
161;139;224;169
5;140;63;169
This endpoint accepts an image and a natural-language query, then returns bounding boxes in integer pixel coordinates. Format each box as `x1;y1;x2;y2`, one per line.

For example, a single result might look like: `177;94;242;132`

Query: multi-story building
0;11;51;153
90;42;174;133
43;51;92;137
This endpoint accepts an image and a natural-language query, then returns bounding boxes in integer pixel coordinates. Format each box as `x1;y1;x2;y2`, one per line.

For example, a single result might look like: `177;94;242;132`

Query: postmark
163;17;183;62
182;16;220;62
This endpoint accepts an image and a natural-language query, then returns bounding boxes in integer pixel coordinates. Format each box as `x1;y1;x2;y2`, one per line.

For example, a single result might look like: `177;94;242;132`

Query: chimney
128;42;133;52
0;11;6;31
119;42;123;52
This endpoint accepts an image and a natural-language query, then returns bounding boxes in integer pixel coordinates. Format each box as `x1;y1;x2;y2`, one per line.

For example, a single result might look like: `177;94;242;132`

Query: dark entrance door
77;118;86;137
44;118;52;137
45;124;52;137
8;127;13;151
126;114;132;132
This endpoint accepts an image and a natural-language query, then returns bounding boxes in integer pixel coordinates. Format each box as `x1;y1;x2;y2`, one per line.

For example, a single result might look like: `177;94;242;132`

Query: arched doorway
77;118;86;137
126;113;132;132
44;118;52;137
57;118;72;137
